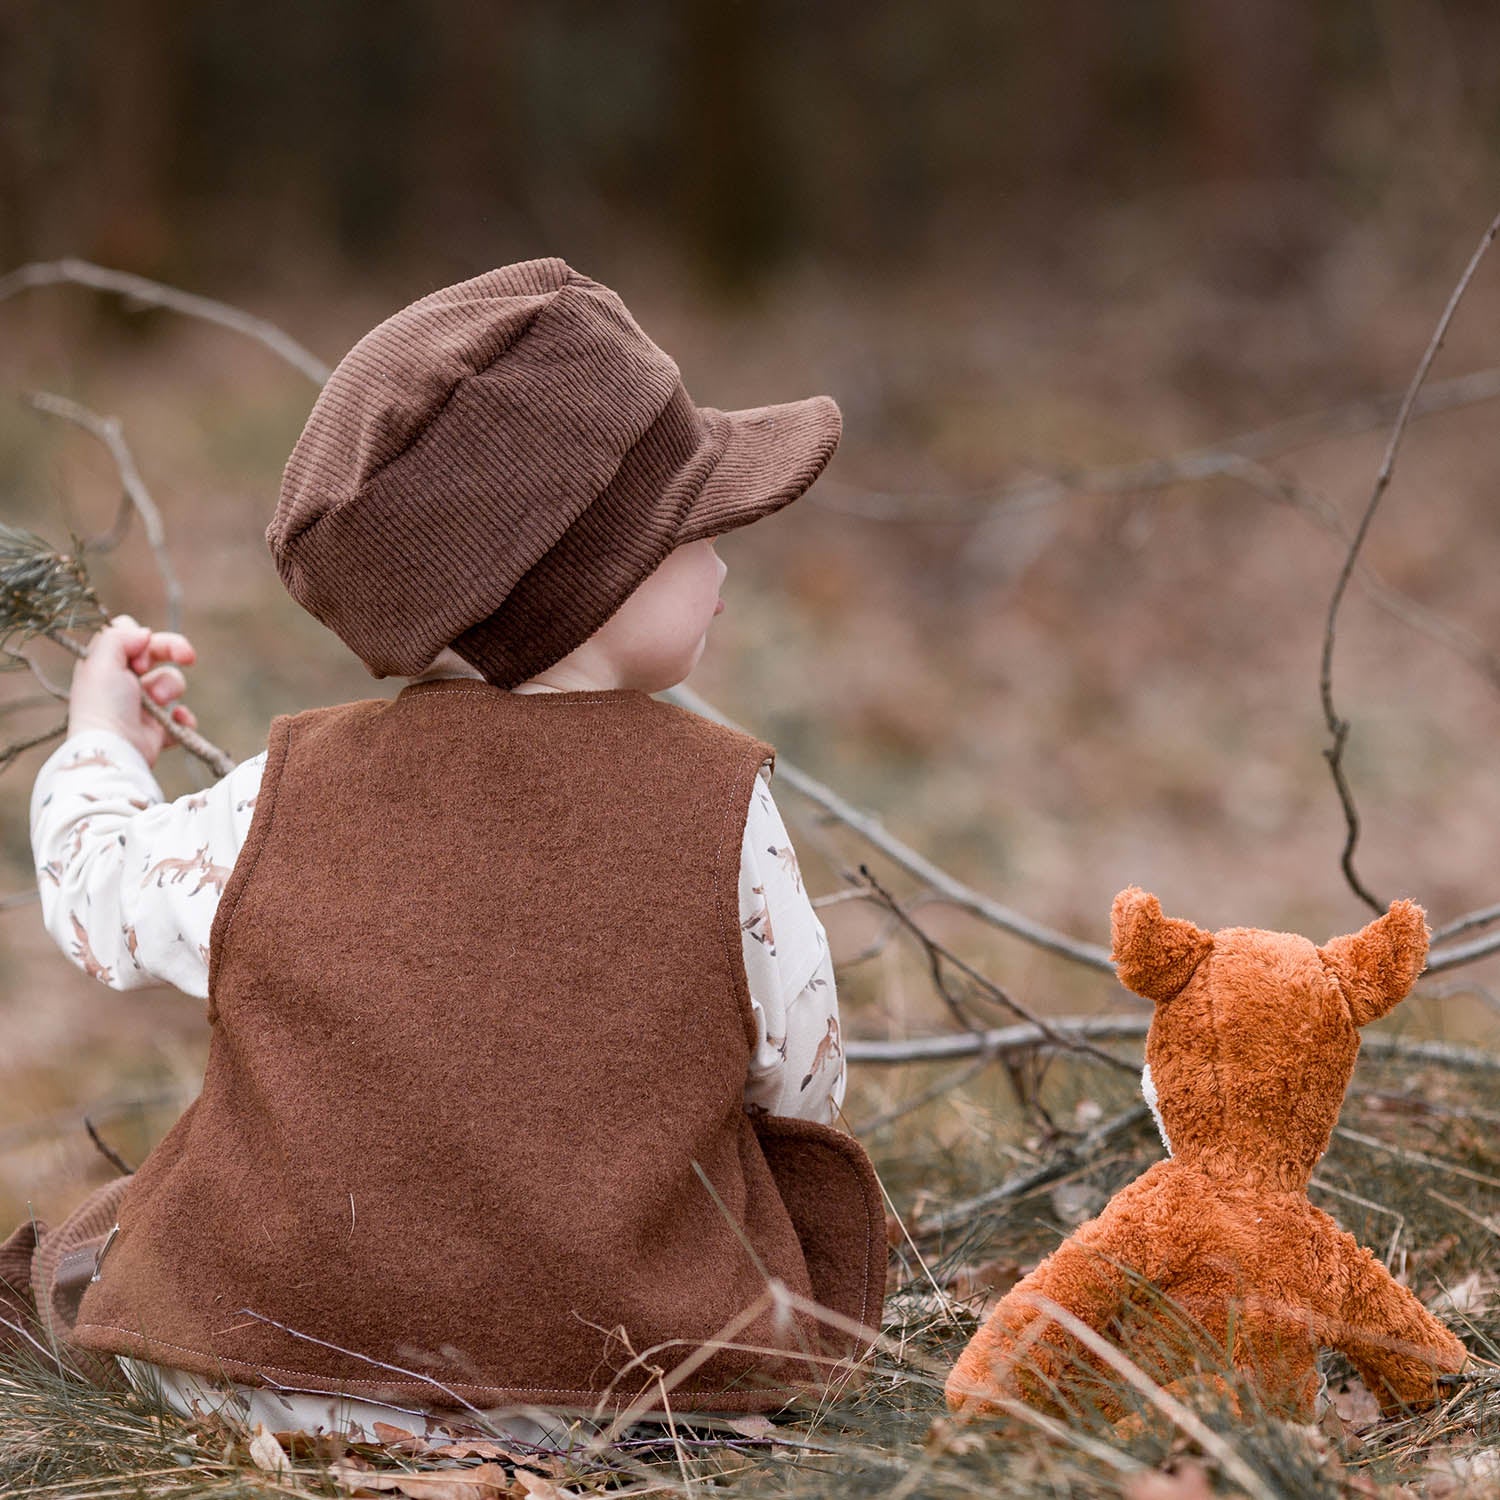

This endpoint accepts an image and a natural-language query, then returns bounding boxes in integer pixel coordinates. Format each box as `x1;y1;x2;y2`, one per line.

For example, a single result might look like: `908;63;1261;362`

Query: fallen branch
0;257;331;384
857;863;1135;1076
1429;929;1500;973
668;683;1114;973
919;1104;1152;1235
30;391;185;632
816;361;1500;524
1319;206;1500;914
844;1015;1500;1073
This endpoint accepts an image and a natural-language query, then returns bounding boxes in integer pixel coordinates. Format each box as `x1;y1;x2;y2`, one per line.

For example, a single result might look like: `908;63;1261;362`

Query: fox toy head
1111;887;1429;1189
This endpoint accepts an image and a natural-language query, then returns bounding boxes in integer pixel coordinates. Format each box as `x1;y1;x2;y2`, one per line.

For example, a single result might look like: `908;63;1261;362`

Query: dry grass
2;1050;1495;1500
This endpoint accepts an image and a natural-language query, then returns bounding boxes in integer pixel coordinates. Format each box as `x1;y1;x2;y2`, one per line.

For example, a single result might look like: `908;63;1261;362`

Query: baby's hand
68;615;199;768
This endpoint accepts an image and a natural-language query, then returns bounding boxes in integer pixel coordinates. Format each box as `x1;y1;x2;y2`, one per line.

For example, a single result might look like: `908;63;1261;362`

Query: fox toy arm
946;1228;1135;1420
1319;1220;1467;1414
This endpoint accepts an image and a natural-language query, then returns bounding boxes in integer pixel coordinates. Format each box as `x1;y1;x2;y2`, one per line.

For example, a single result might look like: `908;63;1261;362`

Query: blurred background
4;0;1500;1220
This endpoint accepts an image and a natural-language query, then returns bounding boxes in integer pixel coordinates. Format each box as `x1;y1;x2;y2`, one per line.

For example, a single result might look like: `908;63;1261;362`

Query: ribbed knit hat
268;258;841;686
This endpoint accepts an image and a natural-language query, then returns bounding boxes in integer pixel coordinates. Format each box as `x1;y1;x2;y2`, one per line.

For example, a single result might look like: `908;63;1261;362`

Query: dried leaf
247;1422;291;1476
724;1414;776;1438
330;1459;513;1500
428;1440;522;1460
945;1258;1025;1307
1423;1446;1500;1499
1429;1271;1493;1318
1330;1375;1383;1433
511;1471;579;1500
372;1421;420;1444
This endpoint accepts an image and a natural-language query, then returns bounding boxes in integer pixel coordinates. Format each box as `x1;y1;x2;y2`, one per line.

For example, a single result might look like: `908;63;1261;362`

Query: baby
14;260;886;1441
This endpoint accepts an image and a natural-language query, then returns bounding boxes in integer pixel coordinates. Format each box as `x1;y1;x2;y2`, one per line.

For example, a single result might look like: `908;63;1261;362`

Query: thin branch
83;1116;134;1175
0;718;65;770
48;631;235;776
3;647;68;701
1431;903;1500;945
0;258;331;384
0;888;39;911
844;1015;1500;1073
1232;456;1500;691
919;1104;1152;1235
857;864;1136;1076
815;361;1500;525
852;1050;1003;1136
29;391;184;631
1428;928;1500;972
666;684;1115;973
1319;207;1500;915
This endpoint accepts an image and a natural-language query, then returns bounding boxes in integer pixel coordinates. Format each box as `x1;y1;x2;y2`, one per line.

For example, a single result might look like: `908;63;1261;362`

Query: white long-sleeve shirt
30;727;845;1121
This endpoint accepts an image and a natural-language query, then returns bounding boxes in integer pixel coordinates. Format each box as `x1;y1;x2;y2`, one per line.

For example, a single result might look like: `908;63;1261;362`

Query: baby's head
267;259;838;693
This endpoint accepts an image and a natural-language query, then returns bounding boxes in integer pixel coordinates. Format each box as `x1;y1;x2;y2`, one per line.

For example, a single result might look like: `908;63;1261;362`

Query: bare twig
1431;903;1500;945
844;1015;1500;1074
1429;927;1500;971
666;684;1115;973
30;391;184;631
816;361;1500;525
3;646;68;701
1237;457;1500;690
919;1104;1153;1235
47;631;235;776
0;719;66;770
82;1117;134;1176
1333;1124;1500;1191
0;258;331;384
0;888;39;911
852;1050;1003;1136
1319;207;1500;914
857;864;1136;1076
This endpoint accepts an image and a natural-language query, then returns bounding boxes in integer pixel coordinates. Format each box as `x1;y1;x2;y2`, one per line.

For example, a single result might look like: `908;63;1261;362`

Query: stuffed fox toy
946;888;1468;1424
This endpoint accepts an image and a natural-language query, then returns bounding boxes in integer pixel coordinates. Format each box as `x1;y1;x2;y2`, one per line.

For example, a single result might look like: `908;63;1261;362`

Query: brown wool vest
71;683;885;1412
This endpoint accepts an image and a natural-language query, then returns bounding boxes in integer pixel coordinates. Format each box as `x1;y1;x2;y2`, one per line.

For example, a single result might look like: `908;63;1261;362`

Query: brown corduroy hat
268;258;841;686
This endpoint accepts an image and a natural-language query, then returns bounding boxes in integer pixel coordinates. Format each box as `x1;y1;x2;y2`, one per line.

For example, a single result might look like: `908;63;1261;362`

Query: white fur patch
1142;1061;1172;1156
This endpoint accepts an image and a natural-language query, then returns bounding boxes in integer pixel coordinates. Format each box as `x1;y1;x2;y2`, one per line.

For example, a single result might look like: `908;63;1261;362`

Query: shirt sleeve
29;730;265;1000
739;767;844;1123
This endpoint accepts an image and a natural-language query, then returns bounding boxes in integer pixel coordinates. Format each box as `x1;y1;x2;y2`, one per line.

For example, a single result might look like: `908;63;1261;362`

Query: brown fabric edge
27;1177;132;1389
67;1317;817;1414
706;723;777;1055
205;712;296;1017
0;1218;45;1364
752;1115;888;1363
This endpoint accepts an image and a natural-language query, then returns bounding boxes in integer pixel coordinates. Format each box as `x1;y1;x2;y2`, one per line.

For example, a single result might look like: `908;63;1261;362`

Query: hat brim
674;395;841;546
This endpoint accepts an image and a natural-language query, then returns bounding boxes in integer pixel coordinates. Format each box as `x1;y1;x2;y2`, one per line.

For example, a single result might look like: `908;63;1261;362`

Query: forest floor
2;207;1499;1493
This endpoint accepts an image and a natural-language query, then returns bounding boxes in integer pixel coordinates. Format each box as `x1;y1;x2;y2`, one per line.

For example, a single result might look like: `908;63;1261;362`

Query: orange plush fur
946;888;1468;1424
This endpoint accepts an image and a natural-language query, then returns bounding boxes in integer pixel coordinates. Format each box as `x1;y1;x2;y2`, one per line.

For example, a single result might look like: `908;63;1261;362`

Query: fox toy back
945;888;1468;1424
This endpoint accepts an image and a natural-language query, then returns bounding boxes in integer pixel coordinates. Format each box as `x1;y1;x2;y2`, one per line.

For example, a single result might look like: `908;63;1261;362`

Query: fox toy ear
1318;899;1429;1027
1111;887;1214;1004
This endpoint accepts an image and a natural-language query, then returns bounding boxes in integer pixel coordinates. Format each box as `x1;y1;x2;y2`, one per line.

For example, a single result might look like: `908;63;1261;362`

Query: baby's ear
1319;899;1429;1027
1111;887;1213;1004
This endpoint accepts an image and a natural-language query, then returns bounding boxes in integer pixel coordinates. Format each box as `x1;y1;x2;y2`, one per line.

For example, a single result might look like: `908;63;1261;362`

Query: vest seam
70;1324;782;1401
395;687;636;707
715;740;775;1052
759;1120;885;1342
205;713;296;1017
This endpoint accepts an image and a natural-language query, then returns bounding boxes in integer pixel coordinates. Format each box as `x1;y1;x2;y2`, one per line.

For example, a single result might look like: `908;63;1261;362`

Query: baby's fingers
126;630;196;675
138;664;188;706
